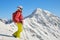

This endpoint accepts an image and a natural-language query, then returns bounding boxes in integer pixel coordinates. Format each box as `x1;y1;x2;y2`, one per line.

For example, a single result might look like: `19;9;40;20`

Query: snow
0;8;60;40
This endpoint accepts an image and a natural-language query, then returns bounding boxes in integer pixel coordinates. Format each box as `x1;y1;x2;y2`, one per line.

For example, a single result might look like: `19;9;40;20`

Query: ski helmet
17;6;23;10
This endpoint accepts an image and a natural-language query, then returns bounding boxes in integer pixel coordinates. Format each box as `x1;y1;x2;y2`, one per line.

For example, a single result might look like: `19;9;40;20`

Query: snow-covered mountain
0;19;12;24
0;8;60;40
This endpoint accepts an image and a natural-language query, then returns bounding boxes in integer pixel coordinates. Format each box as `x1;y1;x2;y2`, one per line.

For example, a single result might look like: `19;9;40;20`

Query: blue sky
0;0;60;19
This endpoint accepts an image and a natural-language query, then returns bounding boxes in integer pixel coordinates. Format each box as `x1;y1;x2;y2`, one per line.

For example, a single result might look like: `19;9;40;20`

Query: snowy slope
0;8;60;40
23;8;60;40
0;21;18;40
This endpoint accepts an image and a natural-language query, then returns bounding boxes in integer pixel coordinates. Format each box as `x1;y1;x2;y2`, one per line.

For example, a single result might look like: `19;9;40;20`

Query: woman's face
18;8;22;11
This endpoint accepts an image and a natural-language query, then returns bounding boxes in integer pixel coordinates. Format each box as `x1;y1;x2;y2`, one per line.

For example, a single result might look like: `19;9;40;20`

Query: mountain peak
31;8;43;15
35;8;43;13
36;8;42;11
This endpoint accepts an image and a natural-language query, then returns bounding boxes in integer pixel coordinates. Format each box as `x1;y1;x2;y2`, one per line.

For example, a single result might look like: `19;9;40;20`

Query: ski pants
13;23;23;38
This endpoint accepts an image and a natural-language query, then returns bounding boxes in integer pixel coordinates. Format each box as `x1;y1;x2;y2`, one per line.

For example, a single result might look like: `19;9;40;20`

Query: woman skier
12;6;23;38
